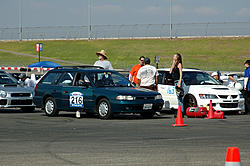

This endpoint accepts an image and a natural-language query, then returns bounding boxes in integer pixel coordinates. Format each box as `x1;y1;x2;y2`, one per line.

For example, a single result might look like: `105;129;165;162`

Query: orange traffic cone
172;106;188;127
206;100;214;119
225;147;241;166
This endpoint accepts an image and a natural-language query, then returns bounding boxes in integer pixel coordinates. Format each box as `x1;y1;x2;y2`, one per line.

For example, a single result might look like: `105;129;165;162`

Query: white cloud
194;7;221;16
236;8;250;16
94;5;122;13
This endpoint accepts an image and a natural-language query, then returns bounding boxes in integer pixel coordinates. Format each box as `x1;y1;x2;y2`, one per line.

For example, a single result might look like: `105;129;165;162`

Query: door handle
64;91;69;94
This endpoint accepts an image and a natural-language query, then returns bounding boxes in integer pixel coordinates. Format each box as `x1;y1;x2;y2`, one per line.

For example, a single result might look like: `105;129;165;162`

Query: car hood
0;84;33;93
187;85;240;95
97;87;159;96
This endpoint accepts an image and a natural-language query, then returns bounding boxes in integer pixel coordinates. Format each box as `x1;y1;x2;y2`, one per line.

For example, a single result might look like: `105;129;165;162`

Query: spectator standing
243;60;250;114
169;53;184;116
94;50;113;70
137;57;158;91
19;73;36;88
129;56;145;85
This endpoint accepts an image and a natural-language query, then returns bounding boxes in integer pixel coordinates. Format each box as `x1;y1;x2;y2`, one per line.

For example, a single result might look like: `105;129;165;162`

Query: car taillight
34;84;39;91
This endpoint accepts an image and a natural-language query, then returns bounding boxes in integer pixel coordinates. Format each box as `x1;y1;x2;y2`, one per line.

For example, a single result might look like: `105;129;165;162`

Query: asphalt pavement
0;109;250;166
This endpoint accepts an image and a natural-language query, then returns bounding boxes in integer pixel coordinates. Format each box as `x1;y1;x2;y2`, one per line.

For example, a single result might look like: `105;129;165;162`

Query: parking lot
0;109;249;166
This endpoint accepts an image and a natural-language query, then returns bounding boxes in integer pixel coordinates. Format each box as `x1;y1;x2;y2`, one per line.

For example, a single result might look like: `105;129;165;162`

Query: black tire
184;95;197;112
44;97;59;117
97;98;112;119
21;106;35;113
140;112;155;119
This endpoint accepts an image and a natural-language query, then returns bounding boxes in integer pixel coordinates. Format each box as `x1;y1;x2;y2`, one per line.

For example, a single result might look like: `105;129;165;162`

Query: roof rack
55;65;104;69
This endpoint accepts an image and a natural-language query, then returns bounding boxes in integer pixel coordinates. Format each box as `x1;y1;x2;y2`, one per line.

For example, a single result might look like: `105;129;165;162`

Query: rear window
40;72;62;85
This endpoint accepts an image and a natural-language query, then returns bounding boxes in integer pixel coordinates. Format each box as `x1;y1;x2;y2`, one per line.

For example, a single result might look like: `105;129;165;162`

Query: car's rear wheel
184;95;197;111
44;97;58;117
97;98;112;119
140;112;155;119
21;106;35;113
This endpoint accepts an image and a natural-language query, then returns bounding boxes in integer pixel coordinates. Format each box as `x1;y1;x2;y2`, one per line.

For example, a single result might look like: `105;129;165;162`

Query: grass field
0;37;250;71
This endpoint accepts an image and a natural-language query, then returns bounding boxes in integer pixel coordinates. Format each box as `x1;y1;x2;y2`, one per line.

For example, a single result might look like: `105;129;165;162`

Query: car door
35;72;63;107
158;71;178;109
58;72;95;112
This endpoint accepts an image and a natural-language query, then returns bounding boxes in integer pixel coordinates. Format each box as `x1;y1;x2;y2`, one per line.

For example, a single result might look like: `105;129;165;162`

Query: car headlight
155;94;162;100
239;94;243;98
0;90;7;98
116;95;135;101
199;94;218;99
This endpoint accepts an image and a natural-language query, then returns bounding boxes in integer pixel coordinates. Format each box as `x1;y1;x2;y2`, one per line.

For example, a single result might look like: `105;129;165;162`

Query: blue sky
1;0;250;27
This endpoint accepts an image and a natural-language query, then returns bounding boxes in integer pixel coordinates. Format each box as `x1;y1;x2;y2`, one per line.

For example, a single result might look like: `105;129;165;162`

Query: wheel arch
42;94;54;107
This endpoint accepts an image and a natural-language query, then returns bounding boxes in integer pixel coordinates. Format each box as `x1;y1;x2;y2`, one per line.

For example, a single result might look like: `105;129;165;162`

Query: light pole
19;0;23;41
88;0;92;41
169;0;172;39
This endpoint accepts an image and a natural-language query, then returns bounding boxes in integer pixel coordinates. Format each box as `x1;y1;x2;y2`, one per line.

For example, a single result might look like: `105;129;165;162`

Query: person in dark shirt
243;60;250;114
170;53;184;116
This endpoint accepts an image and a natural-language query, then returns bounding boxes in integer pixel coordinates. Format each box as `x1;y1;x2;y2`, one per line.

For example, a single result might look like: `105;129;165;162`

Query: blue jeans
175;80;184;114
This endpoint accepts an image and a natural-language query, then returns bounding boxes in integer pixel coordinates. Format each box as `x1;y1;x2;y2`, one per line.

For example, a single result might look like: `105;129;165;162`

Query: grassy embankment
0;37;249;71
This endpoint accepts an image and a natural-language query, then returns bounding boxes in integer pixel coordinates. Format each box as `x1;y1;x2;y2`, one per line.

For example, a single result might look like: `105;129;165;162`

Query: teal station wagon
34;66;164;119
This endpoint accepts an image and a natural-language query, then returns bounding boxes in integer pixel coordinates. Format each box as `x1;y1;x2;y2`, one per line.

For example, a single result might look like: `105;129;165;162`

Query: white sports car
158;68;245;113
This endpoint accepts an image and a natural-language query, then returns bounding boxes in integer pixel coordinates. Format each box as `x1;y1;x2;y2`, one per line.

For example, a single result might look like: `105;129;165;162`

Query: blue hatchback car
34;66;164;119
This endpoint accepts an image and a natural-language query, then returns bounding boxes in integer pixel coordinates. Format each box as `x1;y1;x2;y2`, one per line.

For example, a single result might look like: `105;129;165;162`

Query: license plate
143;104;153;110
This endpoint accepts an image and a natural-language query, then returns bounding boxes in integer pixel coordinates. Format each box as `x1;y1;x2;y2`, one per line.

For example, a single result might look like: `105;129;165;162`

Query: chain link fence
0;22;250;41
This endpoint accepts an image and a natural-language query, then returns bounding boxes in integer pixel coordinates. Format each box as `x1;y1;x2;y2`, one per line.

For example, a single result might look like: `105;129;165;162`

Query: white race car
158;68;245;113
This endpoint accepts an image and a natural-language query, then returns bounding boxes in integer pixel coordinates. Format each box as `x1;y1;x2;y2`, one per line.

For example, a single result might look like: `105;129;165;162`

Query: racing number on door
167;87;175;95
70;96;83;105
70;92;84;108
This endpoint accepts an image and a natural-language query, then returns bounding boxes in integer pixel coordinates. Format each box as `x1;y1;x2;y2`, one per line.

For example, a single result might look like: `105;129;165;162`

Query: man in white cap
211;71;236;86
94;50;113;70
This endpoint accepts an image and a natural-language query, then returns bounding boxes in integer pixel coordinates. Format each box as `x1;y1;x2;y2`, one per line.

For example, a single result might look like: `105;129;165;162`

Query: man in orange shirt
129;56;145;85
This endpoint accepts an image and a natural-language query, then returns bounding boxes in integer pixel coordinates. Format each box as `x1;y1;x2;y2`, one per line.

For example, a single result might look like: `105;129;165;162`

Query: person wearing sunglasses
129;56;145;86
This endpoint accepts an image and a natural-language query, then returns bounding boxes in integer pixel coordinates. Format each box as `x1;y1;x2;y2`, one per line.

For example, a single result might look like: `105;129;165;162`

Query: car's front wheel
184;94;197;111
44;97;59;117
97;98;112;119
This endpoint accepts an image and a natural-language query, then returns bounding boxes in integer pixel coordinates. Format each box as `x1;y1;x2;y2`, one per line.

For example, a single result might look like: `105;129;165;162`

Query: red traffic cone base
172;106;188;127
225;147;241;166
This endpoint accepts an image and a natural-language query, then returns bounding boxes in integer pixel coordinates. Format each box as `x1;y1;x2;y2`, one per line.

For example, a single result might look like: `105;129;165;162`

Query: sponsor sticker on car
70;92;84;108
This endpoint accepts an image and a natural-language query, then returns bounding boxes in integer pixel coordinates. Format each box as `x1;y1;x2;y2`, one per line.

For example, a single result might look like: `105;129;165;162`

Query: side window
74;73;91;86
158;71;174;85
40;72;62;85
58;72;76;86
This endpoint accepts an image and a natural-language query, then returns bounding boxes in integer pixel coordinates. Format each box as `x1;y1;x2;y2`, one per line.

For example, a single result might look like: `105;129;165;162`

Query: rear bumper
110;99;164;113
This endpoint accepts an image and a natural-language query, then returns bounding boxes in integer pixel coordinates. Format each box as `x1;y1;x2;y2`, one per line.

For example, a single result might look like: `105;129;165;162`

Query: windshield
0;73;18;84
183;71;221;85
89;71;133;87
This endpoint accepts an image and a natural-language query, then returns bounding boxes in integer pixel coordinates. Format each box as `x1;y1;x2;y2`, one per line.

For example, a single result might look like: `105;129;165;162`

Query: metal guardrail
1;22;250;41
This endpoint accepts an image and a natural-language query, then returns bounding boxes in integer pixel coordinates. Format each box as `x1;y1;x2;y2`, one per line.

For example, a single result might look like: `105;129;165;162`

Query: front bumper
198;98;245;112
110;99;164;113
0;97;35;108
